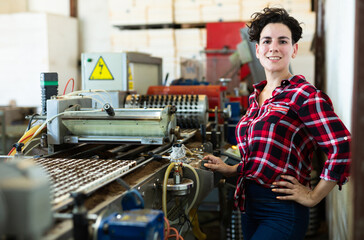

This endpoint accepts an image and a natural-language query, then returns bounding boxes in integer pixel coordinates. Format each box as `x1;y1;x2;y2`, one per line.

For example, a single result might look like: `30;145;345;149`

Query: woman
203;7;351;240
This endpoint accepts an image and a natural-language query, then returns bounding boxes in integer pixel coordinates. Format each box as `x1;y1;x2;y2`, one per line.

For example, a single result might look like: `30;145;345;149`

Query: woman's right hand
202;155;238;177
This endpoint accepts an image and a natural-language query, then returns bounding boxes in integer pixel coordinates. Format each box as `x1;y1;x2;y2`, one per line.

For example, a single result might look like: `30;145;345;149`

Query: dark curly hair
247;8;302;44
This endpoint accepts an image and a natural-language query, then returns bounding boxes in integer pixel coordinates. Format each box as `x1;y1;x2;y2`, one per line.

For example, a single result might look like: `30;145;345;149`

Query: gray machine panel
82;53;127;91
81;52;162;94
46;98;92;145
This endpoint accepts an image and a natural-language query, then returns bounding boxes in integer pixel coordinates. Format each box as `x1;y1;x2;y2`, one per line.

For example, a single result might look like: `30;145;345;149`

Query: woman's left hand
272;175;317;207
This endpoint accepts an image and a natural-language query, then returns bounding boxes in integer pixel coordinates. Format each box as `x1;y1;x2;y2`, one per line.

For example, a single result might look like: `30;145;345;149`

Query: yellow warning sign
89;57;114;80
128;65;134;91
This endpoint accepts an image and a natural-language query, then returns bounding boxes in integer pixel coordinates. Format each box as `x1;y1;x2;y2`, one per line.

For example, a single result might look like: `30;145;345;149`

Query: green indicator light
40;81;58;86
87;58;92;62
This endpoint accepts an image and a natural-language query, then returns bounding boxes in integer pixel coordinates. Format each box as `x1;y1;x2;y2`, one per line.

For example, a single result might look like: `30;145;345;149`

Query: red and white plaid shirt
234;75;351;211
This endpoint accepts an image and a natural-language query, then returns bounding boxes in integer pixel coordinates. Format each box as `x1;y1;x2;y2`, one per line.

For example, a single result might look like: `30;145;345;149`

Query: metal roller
60;105;177;145
125;94;209;129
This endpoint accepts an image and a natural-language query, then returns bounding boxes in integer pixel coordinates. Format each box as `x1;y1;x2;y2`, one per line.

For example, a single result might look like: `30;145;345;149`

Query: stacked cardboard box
201;3;242;23
174;0;203;24
110;29;149;52
109;0;174;25
241;0;282;21
111;28;177;83
174;0;243;23
175;29;206;59
144;29;176;84
0;13;78;107
111;27;207;84
175;28;206;81
0;0;27;14
109;0;315;84
0;0;70;16
0;0;78;108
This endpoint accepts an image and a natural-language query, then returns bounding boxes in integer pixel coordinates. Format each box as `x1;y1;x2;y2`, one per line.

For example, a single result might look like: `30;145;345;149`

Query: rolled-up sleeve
297;90;351;188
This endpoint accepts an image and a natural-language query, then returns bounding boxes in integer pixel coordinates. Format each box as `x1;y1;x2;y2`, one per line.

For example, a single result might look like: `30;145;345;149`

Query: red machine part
205;22;251;92
147;85;227;114
206;22;247;54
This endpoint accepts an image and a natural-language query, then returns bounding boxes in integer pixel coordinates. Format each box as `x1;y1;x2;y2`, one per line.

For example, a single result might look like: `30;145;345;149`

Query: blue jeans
241;180;309;240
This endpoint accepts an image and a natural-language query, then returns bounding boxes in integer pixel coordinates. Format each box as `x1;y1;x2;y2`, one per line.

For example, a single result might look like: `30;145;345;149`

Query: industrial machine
0;157;165;240
0;53;236;239
0;157;53;239
2;116;219;239
46;96;179;150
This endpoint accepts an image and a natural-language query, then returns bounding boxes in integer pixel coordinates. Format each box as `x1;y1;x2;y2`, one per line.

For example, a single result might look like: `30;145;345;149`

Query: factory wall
324;0;355;239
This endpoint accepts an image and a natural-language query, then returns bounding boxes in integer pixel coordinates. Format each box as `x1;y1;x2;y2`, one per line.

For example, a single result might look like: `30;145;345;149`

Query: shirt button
281;80;289;86
344;137;348;141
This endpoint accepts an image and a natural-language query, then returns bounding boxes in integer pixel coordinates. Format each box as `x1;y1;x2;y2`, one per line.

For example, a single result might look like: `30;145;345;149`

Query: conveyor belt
33;157;136;210
33;129;198;211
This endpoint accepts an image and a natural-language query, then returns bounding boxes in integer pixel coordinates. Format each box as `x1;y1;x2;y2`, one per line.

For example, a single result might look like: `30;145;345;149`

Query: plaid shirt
234;75;351;211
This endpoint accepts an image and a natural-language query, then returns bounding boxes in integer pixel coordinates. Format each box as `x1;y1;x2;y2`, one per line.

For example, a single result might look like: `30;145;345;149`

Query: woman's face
255;23;298;74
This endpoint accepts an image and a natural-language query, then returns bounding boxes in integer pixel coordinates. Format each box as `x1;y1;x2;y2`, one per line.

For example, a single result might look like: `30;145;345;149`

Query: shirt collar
253;75;306;92
253;80;267;93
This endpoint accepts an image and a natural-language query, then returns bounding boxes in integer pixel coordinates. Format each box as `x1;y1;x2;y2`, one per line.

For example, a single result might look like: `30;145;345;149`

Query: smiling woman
203;7;351;240
256;24;297;77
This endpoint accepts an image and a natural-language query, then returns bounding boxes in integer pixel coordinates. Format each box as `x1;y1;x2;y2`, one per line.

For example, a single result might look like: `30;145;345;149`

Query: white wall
325;0;354;130
324;0;355;239
78;0;111;53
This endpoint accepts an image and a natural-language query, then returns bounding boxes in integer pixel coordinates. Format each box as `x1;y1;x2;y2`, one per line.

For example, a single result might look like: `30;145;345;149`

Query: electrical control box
81;52;162;94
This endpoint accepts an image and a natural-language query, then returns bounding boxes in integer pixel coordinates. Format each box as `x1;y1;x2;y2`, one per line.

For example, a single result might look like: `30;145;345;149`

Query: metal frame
353;0;364;238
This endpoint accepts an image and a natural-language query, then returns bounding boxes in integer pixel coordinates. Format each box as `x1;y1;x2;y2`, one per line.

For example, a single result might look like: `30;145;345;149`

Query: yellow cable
21;125;46;155
162;162;176;218
8;109;102;157
8;125;41;156
19;125;40;141
189;207;207;240
183;163;200;215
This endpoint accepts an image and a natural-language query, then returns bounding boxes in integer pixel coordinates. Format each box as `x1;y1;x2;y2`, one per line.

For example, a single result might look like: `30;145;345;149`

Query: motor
55;180;165;240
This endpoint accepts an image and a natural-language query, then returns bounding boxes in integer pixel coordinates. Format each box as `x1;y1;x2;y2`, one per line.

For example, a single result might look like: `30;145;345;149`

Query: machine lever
103;103;115;116
147;151;170;160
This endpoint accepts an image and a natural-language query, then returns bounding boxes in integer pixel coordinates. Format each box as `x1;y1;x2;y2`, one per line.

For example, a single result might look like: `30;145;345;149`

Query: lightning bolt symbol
99;62;103;75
